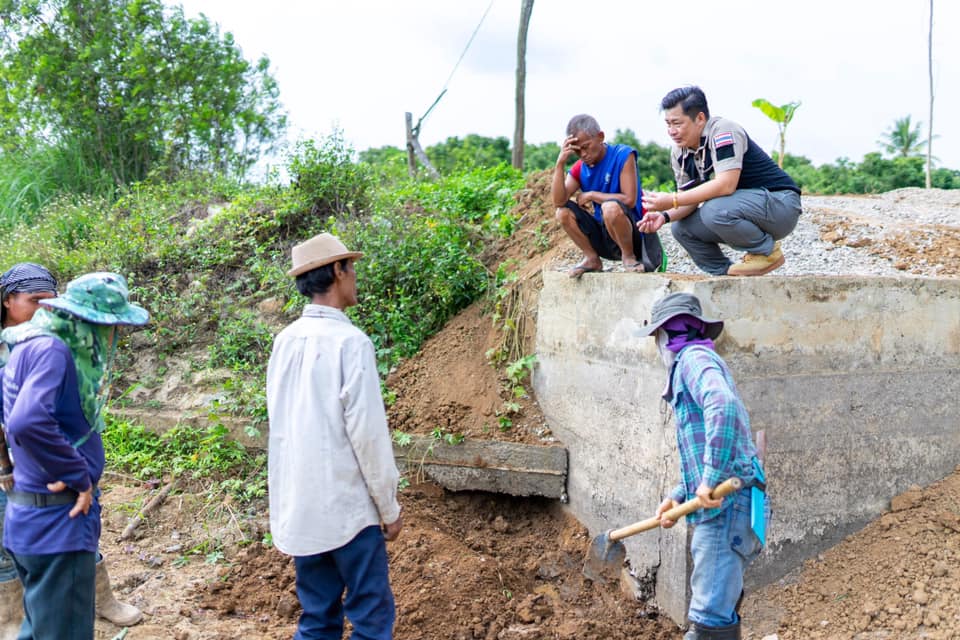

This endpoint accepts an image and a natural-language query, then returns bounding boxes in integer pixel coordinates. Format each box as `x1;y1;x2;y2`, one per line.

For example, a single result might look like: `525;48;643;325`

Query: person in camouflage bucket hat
1;272;148;639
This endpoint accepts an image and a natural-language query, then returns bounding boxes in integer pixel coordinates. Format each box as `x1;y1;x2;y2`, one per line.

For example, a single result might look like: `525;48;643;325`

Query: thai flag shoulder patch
713;132;735;148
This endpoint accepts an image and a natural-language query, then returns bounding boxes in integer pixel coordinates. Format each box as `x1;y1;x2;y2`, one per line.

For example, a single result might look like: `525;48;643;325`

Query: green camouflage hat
40;272;149;326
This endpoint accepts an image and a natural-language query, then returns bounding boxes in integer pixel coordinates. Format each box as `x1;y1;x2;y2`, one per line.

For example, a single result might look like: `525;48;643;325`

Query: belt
6;488;83;508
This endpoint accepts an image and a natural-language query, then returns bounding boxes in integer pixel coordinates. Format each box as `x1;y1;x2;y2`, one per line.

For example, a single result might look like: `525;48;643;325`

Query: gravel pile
596;189;960;278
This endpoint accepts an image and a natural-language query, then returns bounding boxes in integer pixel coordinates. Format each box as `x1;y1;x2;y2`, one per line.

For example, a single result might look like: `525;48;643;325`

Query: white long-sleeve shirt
266;304;400;556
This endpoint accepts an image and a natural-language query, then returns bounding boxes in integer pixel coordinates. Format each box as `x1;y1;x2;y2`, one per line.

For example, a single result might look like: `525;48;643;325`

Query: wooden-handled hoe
582;477;743;583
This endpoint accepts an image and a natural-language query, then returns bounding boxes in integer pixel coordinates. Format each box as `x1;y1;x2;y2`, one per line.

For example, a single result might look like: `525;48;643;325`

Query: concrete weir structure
533;270;960;624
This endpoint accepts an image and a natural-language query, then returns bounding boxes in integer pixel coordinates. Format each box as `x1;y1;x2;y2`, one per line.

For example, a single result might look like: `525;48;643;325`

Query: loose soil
100;182;960;639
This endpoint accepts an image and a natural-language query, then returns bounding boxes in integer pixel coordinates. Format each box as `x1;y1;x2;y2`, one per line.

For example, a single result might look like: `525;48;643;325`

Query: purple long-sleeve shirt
2;335;103;555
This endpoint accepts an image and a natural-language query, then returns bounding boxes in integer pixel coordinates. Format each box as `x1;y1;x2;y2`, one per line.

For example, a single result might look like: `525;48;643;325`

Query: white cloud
177;0;960;170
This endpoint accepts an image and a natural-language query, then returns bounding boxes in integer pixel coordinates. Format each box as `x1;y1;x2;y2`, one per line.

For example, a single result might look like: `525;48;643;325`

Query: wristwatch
662;211;671;223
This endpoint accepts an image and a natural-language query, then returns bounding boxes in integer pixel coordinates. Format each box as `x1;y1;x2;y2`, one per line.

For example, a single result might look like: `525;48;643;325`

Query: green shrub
336;208;488;373
209;311;275;373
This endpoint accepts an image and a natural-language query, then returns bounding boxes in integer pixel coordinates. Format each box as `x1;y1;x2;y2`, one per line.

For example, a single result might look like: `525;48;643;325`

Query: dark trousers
293;525;395;640
10;550;96;640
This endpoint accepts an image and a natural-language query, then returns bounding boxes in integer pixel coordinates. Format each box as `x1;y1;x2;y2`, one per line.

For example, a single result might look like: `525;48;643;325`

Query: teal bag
751;457;768;546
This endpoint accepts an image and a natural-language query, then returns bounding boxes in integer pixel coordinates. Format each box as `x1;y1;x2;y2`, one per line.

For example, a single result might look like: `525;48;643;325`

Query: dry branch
120;477;180;540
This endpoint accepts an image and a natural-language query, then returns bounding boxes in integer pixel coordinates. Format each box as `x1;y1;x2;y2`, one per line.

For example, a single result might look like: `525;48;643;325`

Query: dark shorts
566;200;665;271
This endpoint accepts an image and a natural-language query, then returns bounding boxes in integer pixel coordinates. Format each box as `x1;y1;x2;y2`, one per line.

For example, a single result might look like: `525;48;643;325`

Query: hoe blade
582;531;626;583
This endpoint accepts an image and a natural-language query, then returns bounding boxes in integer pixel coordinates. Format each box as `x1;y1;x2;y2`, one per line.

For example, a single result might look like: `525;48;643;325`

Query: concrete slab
534;271;960;624
393;435;568;498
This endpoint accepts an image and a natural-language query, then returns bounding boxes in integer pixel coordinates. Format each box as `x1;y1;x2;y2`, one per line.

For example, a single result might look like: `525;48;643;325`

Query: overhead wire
415;0;495;135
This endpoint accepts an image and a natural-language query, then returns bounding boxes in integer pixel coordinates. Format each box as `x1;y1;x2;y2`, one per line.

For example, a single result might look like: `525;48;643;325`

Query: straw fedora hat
288;233;363;277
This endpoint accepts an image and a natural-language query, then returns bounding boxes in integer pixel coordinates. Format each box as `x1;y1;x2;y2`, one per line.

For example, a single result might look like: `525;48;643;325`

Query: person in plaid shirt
636;292;765;640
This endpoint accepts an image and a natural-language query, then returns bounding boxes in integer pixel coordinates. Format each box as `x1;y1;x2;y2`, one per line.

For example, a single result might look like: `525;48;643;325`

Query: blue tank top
574;143;643;223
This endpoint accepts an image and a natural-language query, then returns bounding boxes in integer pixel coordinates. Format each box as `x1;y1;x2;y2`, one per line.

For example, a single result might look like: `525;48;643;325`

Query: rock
890;491;922;512
276;593;298;618
492;516;510;533
257;297;284;314
913;589;929;605
498;623;541;639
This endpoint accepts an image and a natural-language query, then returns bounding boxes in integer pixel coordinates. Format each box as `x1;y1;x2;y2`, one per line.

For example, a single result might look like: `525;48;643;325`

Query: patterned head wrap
0;263;57;300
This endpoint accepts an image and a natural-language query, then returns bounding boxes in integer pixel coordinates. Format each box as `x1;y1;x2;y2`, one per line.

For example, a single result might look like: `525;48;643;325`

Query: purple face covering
662;314;715;353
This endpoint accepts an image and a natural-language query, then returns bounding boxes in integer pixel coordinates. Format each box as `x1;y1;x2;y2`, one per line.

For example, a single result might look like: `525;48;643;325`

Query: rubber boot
683;621;741;640
0;579;23;640
95;560;143;626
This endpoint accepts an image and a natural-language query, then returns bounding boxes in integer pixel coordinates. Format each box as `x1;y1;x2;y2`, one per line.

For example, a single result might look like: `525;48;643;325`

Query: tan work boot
95;560;143;626
727;242;784;276
0;579;23;640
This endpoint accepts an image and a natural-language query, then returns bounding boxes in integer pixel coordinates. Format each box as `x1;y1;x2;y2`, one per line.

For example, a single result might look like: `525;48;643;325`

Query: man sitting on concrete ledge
551;113;664;278
638;86;801;276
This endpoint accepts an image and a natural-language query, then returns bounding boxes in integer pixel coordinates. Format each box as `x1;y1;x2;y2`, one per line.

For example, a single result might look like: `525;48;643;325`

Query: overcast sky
176;0;959;171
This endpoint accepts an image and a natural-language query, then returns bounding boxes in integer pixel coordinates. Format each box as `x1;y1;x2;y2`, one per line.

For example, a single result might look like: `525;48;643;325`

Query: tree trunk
926;0;934;189
778;129;786;169
512;0;534;170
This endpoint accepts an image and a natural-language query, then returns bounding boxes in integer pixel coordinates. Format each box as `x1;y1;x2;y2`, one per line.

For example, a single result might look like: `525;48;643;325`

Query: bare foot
568;260;603;279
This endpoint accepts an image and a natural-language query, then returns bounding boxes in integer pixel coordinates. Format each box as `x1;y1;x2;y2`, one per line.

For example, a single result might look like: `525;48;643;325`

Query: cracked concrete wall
533;271;960;624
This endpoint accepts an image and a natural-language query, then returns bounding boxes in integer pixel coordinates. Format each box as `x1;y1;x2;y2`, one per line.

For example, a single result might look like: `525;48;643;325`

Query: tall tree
0;0;285;184
512;0;534;170
751;98;800;168
926;0;934;188
877;116;928;158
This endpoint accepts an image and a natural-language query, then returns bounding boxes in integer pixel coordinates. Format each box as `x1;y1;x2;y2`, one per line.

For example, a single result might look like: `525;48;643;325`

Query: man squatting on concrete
637;292;768;640
0;264;144;638
552;114;664;278
2;272;148;640
267;233;402;640
638;86;802;276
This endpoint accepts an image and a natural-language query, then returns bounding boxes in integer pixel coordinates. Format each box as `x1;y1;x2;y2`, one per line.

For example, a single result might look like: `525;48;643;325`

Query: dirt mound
744;469;960;639
188;482;676;640
386;171;571;445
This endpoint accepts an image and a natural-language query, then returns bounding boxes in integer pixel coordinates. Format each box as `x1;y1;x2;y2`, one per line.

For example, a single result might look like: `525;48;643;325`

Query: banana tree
751;99;801;168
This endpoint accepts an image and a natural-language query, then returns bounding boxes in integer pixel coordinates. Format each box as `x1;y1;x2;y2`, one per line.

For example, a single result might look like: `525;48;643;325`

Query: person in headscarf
0;262;58;638
1;272;148;639
0;262;58;338
636;292;768;640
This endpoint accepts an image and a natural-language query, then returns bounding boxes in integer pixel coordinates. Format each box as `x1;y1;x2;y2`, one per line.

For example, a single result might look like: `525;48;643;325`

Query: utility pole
405;112;440;179
926;0;934;189
512;0;534;170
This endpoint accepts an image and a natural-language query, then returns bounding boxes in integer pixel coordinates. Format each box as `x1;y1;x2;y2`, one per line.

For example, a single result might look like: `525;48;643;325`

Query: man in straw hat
267;232;402;639
636;292;767;640
1;272;148;639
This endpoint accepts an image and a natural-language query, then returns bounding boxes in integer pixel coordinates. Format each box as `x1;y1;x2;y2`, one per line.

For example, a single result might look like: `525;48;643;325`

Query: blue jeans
688;490;763;627
10;550;96;640
293;525;394;640
0;492;18;583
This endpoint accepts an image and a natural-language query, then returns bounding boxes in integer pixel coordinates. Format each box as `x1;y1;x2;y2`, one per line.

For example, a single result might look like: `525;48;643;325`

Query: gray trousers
671;188;801;275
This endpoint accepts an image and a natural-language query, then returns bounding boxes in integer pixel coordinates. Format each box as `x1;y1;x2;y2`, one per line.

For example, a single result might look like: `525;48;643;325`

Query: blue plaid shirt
666;345;758;525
